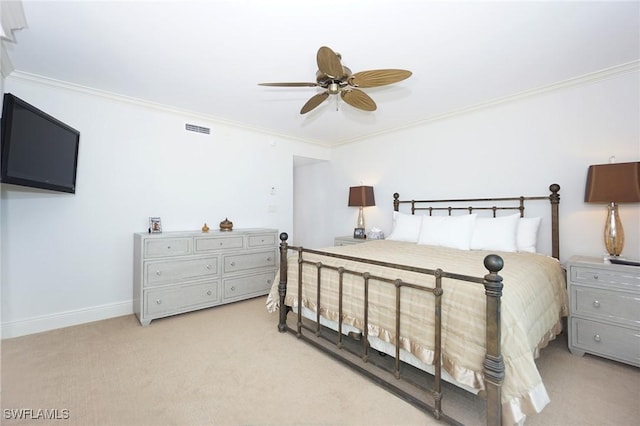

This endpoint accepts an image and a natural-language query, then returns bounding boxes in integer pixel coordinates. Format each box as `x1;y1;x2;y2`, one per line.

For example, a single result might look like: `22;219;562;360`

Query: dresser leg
569;346;585;357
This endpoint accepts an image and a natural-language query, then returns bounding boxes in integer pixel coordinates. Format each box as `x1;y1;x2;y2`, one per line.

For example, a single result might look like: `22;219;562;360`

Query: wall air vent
185;123;210;134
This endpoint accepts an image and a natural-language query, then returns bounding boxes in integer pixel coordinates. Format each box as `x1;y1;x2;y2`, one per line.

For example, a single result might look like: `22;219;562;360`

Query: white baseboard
1;301;133;339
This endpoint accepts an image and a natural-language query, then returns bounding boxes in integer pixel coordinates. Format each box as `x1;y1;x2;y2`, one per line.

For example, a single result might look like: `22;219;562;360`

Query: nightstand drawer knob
156;299;162;305
592;300;600;308
593;334;601;343
156;270;162;276
593;274;599;280
206;290;212;296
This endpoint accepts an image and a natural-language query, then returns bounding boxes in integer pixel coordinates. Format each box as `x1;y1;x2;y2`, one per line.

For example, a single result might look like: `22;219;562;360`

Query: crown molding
5;71;326;147
7;60;639;148
333;60;640;147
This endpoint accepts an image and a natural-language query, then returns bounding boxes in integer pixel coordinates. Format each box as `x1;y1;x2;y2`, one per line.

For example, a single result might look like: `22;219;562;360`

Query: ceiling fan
259;46;412;114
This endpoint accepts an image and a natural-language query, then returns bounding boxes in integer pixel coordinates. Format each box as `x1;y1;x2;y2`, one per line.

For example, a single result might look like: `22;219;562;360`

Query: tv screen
1;93;80;193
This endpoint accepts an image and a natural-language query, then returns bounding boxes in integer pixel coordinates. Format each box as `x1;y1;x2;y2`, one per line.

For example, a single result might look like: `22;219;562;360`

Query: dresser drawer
570;318;640;366
571;265;640;288
144;238;191;258
223;249;276;274
223;272;275;301
572;286;640;326
144;256;219;286
248;233;276;248
145;281;220;316
194;235;244;252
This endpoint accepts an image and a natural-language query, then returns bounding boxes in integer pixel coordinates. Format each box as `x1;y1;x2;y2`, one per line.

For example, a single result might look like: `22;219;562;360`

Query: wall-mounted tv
1;93;80;194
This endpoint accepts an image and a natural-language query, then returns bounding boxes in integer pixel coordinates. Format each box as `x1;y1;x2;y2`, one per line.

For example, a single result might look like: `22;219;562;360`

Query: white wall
3;69;639;338
295;70;640;262
0;75;330;337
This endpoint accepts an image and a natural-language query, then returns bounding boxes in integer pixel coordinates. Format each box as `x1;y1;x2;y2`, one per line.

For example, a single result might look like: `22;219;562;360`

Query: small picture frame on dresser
353;227;366;239
149;217;162;233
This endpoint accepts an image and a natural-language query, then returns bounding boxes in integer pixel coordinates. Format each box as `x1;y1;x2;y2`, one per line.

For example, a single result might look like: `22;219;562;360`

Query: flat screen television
1;93;80;193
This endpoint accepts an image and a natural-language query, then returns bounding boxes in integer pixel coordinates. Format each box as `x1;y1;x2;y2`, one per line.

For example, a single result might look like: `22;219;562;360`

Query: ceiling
4;1;639;147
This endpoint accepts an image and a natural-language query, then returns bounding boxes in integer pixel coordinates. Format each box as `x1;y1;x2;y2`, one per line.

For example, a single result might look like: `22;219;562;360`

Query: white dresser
134;228;278;326
566;255;640;367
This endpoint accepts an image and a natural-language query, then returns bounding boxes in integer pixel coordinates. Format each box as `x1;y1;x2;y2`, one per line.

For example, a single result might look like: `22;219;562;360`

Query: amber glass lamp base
604;202;624;257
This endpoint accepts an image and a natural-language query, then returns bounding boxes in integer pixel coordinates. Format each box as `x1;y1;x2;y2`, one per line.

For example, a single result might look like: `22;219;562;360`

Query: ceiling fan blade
258;82;318;87
349;69;412;88
317;46;344;79
341;89;377;111
300;92;330;114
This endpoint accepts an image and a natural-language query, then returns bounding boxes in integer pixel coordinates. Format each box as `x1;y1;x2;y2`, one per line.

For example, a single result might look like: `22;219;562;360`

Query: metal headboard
392;184;561;259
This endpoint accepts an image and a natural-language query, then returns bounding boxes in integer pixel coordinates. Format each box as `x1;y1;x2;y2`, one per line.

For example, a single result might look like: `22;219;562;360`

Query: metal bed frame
276;184;560;425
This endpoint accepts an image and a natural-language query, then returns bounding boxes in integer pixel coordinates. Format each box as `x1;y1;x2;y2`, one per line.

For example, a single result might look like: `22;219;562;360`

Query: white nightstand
566;255;640;367
334;236;369;246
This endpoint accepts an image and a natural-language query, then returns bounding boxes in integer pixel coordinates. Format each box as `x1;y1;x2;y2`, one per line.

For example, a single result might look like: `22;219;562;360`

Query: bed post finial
483;254;504;426
393;193;400;211
278;232;289;333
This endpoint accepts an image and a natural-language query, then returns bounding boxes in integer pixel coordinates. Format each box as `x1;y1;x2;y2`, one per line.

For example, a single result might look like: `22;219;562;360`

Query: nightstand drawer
571;318;640;366
572;286;640;326
571;265;640;288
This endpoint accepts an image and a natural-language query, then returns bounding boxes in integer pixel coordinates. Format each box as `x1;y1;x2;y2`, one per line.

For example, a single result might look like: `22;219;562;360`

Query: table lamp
348;186;375;237
584;161;640;257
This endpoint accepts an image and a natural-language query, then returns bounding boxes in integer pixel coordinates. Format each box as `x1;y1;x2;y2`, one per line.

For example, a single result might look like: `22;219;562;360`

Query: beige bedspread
266;240;568;424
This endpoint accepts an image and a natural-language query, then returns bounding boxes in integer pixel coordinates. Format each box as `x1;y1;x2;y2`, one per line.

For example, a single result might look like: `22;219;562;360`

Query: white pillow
517;217;542;253
386;211;423;243
417;214;477;250
470;214;520;252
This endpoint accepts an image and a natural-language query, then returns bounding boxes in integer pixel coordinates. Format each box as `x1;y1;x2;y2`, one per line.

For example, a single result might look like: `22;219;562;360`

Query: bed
266;184;568;425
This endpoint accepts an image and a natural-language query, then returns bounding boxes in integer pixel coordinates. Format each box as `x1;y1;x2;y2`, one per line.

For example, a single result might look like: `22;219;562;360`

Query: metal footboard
277;232;505;426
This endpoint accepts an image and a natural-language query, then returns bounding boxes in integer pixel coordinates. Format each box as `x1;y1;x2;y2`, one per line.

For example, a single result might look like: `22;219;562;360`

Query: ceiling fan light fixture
260;46;412;115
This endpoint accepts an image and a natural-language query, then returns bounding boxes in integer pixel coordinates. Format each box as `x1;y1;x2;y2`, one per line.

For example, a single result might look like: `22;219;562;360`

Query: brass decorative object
259;46;411;114
201;223;210;233
219;218;233;231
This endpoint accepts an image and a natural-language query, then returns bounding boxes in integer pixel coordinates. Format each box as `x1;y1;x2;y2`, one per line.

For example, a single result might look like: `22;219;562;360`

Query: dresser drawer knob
267;279;271;284
230;286;236;292
266;257;272;262
156;270;162;276
593;334;601;342
592;300;600;308
230;261;236;266
206;290;212;296
593;274;599;280
206;264;212;270
156;299;162;305
167;246;171;250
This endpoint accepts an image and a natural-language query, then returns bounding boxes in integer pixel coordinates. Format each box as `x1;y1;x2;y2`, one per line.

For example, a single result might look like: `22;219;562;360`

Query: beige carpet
1;296;638;426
